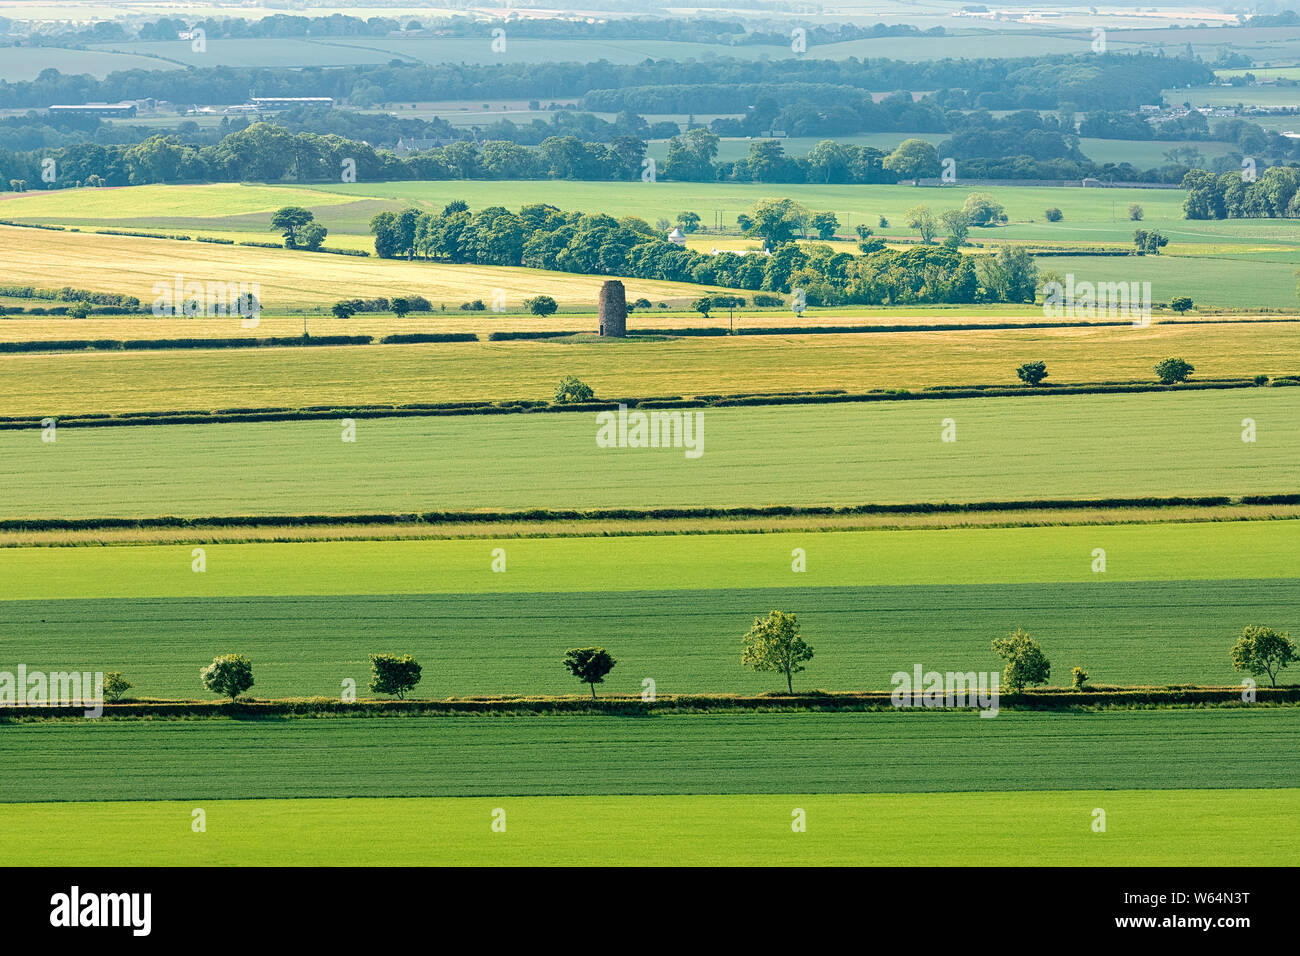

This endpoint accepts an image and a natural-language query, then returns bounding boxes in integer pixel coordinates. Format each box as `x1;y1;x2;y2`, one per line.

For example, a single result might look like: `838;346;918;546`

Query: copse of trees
369;199;1037;306
1182;166;1300;220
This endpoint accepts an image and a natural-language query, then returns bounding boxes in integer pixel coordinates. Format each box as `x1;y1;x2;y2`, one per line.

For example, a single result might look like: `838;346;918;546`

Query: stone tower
598;280;627;337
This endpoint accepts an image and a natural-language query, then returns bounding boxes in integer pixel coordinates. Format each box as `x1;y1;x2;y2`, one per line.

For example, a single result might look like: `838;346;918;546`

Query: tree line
369;198;1040;306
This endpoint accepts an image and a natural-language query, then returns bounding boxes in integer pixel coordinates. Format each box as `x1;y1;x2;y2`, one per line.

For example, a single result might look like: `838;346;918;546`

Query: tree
1231;625;1297;688
883;138;940;185
1128;203;1144;221
1016;361;1048;386
743;197;810;249
1133;229;1167;255
939;208;969;247
331;301;356;320
525;294;558;317
991;629;1050;693
810;211;839;240
103;672;132;703
368;653;422;699
562;647;616;698
200;654;254;700
976;244;1038;303
390;297;411;319
742;610;813;694
692;296;712;318
676;211;701;233
1044;207;1063;222
1071;666;1088;691
905;204;938;244
296;221;327;251
1169;296;1194;313
555;376;594;403
270;206;314;248
962;192;1006;226
1154;357;1194;384
66;301;92;319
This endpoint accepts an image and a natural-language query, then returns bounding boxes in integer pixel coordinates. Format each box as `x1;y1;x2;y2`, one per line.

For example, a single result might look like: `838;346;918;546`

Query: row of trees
1181;166;1300;219
118;622;1295;704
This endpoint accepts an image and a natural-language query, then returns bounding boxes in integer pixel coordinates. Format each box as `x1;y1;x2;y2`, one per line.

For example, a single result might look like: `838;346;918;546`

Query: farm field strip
7;579;1296;697
4;324;1298;418
0;710;1293;803
1;391;1295;518
1;520;1295;599
0;225;726;310
2;790;1294;866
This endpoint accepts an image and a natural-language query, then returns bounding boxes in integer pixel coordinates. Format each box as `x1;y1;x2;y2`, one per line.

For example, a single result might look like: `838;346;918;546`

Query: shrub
368;653;423;699
1154;357;1194;384
555;376;594;403
200;654;254;700
1016;361;1048;386
1044;207;1063;222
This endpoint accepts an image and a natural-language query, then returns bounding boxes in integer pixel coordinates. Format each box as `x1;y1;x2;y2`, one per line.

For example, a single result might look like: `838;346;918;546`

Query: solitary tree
1230;625;1297;688
368;653;423;699
676;211;702;233
555;376;594;403
991;629;1050;693
1016;361;1049;386
270;206;315;247
562;647;616;698
1154;357;1194;384
742;610;814;694
1169;296;1194;313
200;654;254;700
1044;207;1063;222
692;296;713;318
525;295;558;317
1128;203;1144;221
103;672;133;703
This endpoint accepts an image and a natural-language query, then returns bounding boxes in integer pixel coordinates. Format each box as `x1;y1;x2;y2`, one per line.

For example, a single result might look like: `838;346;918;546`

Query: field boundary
6;495;1300;531
4;685;1295;721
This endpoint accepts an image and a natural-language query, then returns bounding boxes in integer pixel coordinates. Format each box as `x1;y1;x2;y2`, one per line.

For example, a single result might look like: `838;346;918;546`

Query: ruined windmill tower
598;280;627;337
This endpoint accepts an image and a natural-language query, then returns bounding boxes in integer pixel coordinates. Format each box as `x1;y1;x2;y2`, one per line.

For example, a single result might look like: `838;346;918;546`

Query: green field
2;789;1295;866
1;521;1296;696
4;521;1296;600
1;709;1294;802
2;390;1295;518
5;579;1294;698
0;785;1288;865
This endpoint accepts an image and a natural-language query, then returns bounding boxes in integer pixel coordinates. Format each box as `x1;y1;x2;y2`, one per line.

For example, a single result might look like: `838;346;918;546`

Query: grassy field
6;578;1294;697
3;522;1296;599
3;520;1295;696
1;390;1295;518
1;710;1295;802
3;324;1299;418
2;789;1295;866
